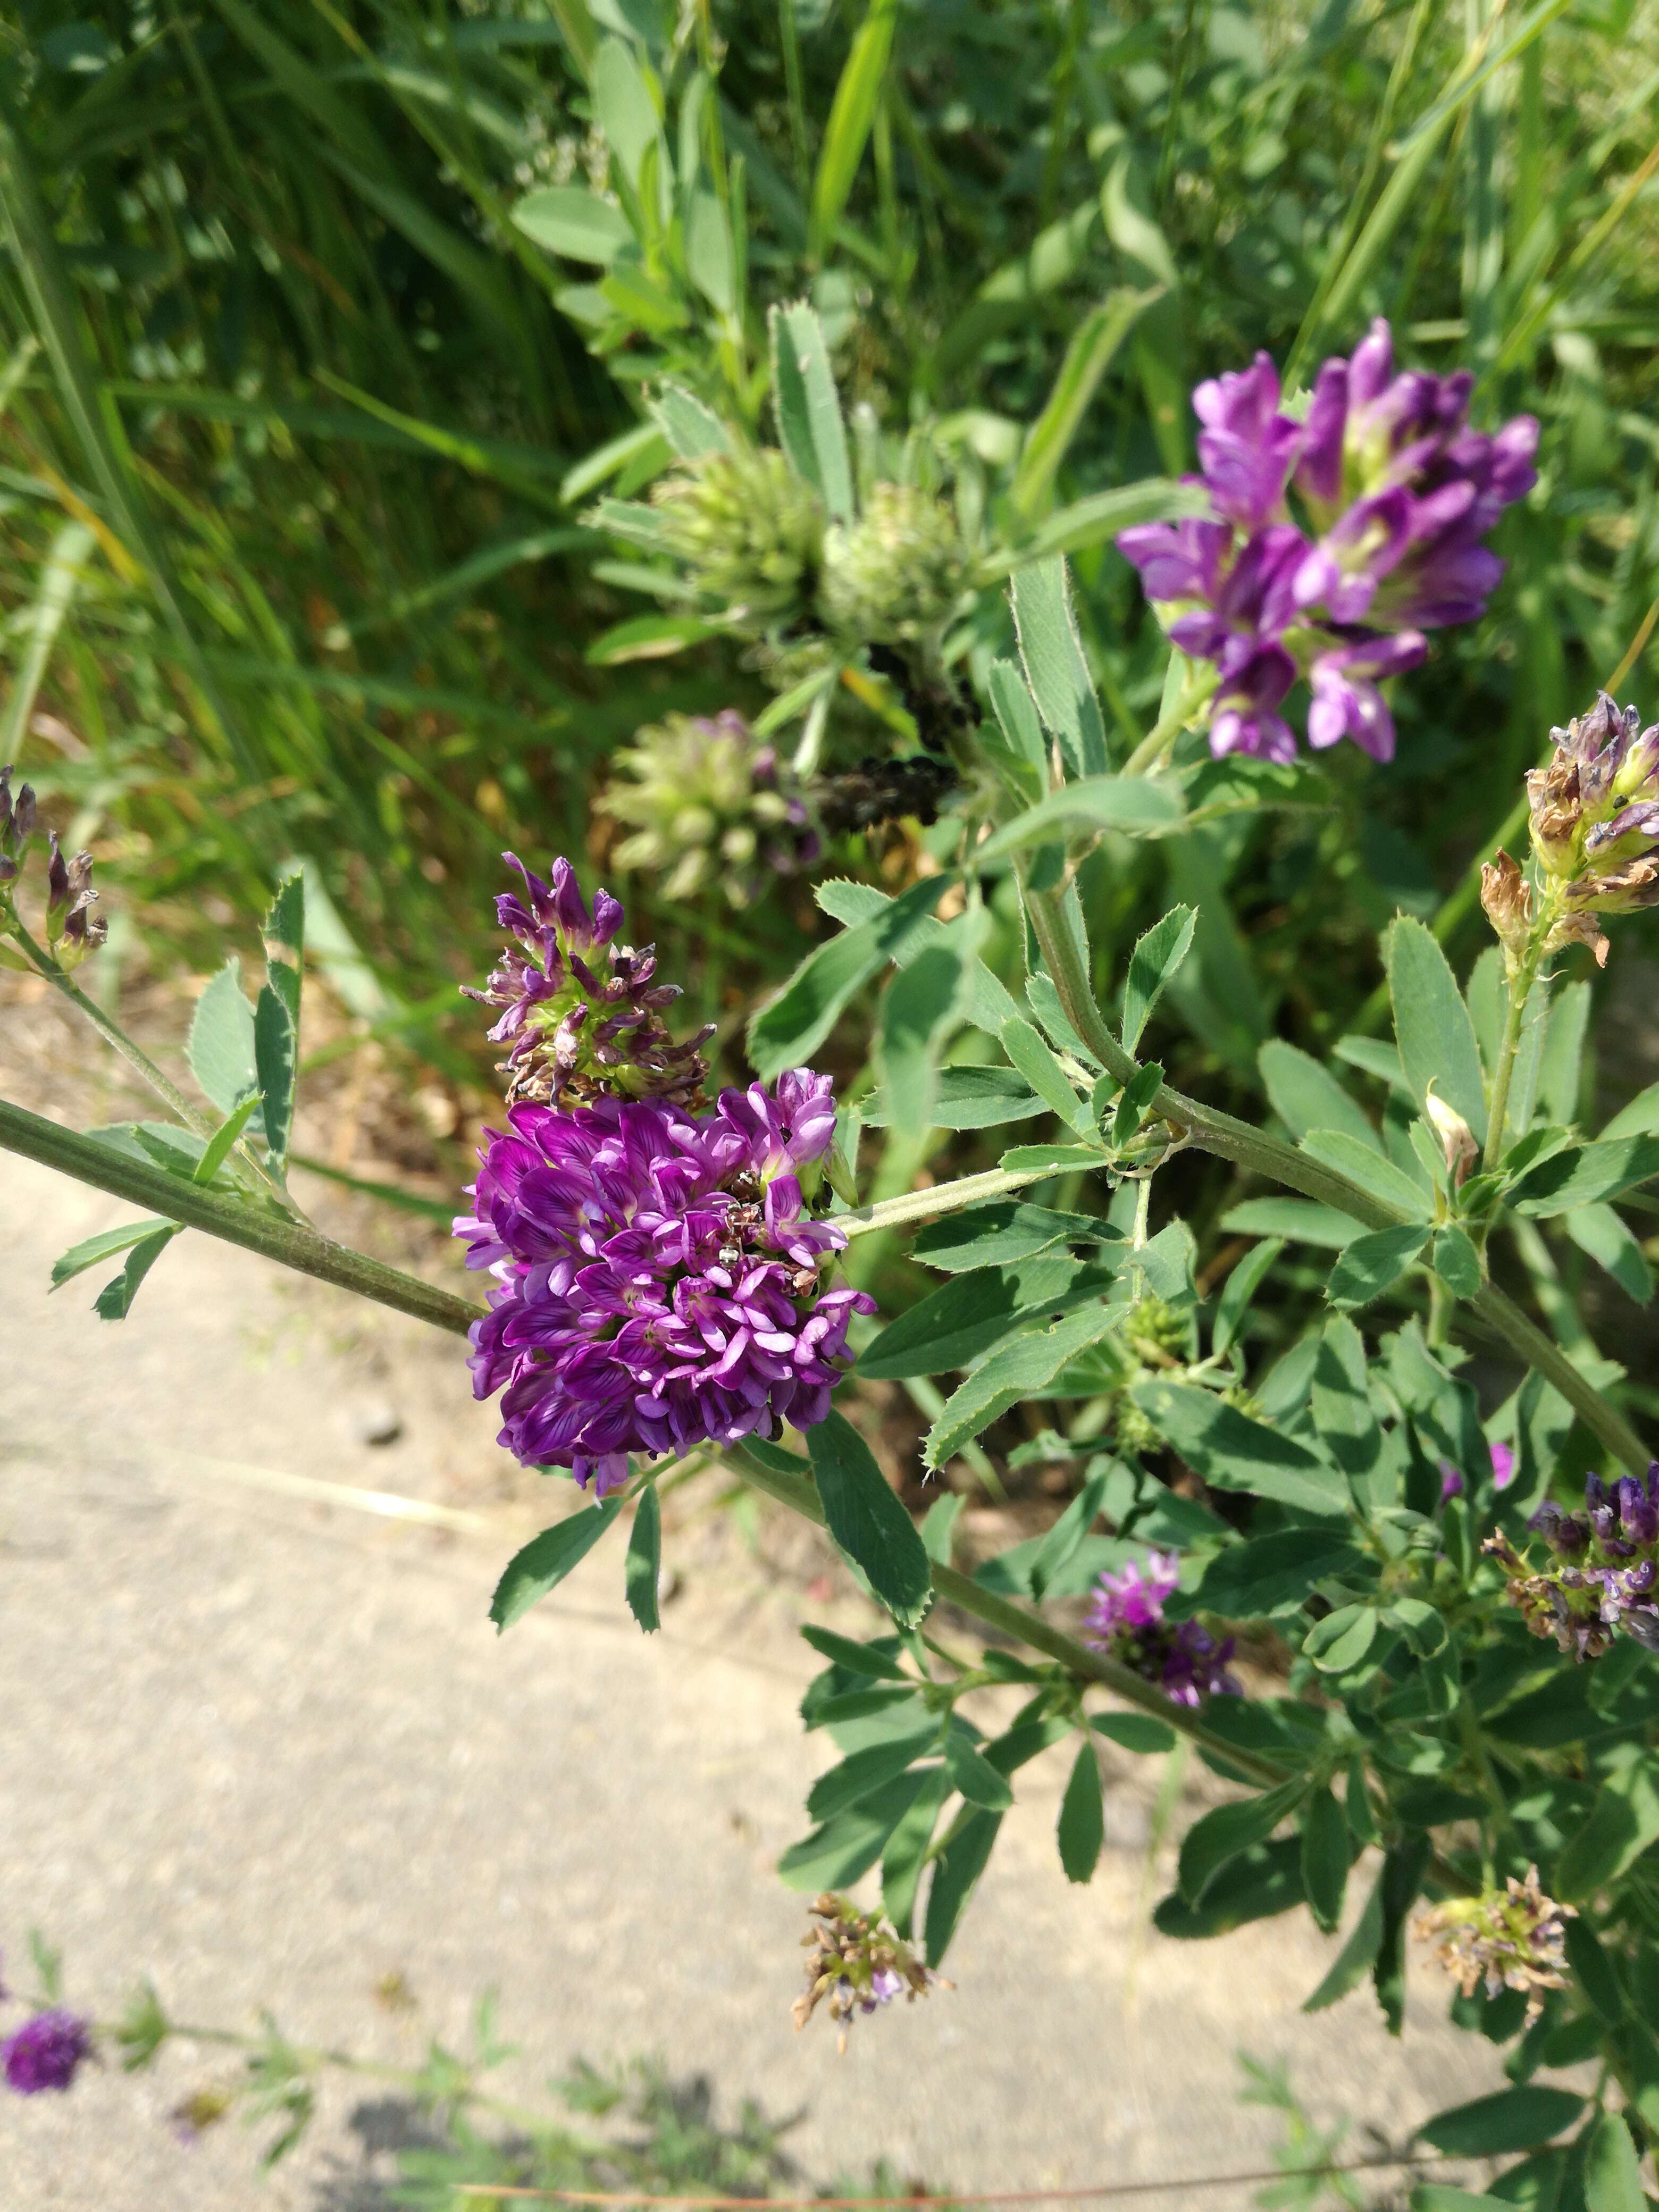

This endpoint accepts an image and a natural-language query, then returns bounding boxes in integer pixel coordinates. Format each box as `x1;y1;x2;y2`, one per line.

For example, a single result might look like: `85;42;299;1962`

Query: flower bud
599;711;819;909
1424;1086;1478;1186
1528;696;1659;940
817;482;968;644
648;448;824;626
1479;849;1534;967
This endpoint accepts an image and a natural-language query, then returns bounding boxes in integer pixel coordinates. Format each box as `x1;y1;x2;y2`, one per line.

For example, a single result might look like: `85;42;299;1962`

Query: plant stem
837;1163;1055;1240
0;1095;480;1337
1121;662;1219;776
1483;943;1543;1173
726;1442;1290;1785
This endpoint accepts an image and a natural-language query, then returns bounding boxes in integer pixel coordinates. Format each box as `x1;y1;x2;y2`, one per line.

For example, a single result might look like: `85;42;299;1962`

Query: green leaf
999;480;1210;569
93;1223;182;1320
1212;1236;1284;1357
1300;1129;1431;1218
1303;1861;1385;2012
1374;1837;1429;2036
650;381;731;462
999;1015;1091;1133
261;871;304;1029
986;658;1050;776
1311;1318;1386;1507
1129;1380;1347;1518
1121;906;1196;1054
1433;1224;1484;1301
513;184;632;264
1564;1204;1653;1304
973;773;1182;862
769;300;853;521
624;1485;661;1634
807;0;896;259
877;925;979;1136
1184;755;1337;820
748;875;949;1078
1410;2191;1504;2212
859;1253;1083;1379
808;1731;940;1822
1155;1836;1305;1939
799;1625;909;1681
1583;2111;1645;2212
1194;1530;1368;1621
920;1492;963;1566
1092;1712;1177;1754
882;1765;950;1939
863;1066;1044;1131
193;1093;261;1186
1303;1605;1378;1673
1012;289;1159;517
1326;1223;1431;1311
1300;1786;1350;1935
816;879;1020;1037
926;1301;1121;1467
1057;1741;1105;1883
1514;1136;1659;1217
1010;558;1109;780
1178;1778;1308;1903
489;1502;623;1631
1556;1742;1659;1900
779;1770;930;1893
1027;1468;1111;1601
187;960;258;1116
1563;1917;1626;2028
1386;917;1489;1144
999;1144;1108;1173
1419;2088;1585;2157
944;1729;1015;1811
51;1216;177;1291
924;1805;1001;1966
591;36;662;189
254;984;297;1167
1604;1081;1659;1141
909;1201;1119;1273
808;1411;932;1628
1221;1197;1366;1250
1539;977;1592;1127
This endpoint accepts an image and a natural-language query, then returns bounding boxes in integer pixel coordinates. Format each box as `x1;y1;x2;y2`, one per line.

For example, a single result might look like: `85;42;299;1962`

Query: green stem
0;1095;479;1338
1121;662;1219;776
727;1442;1289;1784
1483;943;1543;1173
836;1163;1054;1241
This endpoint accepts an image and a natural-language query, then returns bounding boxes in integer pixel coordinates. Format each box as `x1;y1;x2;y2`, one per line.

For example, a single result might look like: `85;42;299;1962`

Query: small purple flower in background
1117;319;1538;763
1441;1439;1516;1503
464;854;712;1110
1082;1551;1239;1706
3;2011;94;2095
455;1071;873;1493
1486;1460;1659;1659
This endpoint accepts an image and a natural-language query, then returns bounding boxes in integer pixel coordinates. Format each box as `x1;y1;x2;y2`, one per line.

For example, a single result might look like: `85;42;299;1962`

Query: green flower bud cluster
649;448;824;623
599;711;820;908
648;450;967;648
818;481;969;645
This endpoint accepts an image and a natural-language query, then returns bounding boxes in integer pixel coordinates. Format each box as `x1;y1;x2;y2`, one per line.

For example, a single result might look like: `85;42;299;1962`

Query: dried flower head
599;711;820;908
1485;1462;1659;1659
818;482;968;644
1082;1549;1241;1706
464;854;712;1109
649;447;824;626
1416;1867;1574;2024
792;1894;944;2052
1523;693;1659;964
2;2010;94;2095
1118;321;1537;763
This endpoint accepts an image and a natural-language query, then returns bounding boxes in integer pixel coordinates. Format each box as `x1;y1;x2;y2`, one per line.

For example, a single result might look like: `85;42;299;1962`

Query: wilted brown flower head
1415;1866;1574;2024
792;1893;944;2052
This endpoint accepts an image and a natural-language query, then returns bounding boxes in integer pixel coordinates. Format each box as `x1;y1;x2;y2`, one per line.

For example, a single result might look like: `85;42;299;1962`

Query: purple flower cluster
456;1059;872;1494
464;854;712;1109
1118;321;1538;763
3;2009;93;2095
1487;1463;1659;1659
1082;1551;1239;1706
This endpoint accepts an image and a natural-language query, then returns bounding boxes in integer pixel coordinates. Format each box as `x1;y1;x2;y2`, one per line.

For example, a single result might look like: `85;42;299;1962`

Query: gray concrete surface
0;1142;1507;2208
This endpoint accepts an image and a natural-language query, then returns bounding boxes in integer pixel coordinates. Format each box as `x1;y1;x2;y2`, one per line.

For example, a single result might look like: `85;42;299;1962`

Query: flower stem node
792;1895;945;2053
1415;1867;1574;2024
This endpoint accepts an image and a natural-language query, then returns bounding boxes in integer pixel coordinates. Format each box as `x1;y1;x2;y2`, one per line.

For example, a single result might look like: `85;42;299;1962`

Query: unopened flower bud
647;448;824;626
818;482;968;644
12;781;36;843
1425;1086;1478;1187
599;711;819;909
